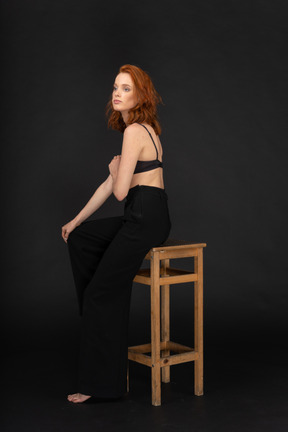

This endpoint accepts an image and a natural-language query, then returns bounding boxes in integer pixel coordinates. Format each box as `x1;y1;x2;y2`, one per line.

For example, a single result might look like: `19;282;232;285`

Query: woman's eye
113;86;130;91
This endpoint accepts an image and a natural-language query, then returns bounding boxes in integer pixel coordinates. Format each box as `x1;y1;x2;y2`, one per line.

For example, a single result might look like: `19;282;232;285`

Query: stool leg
127;361;129;393
151;251;161;406
194;248;204;395
161;258;170;383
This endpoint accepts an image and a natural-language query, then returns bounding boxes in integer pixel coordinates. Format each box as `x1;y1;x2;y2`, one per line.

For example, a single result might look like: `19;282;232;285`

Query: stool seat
153;237;207;248
127;238;207;406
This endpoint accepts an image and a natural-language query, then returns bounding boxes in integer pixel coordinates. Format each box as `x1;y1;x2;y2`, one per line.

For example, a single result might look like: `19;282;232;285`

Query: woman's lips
114;100;121;104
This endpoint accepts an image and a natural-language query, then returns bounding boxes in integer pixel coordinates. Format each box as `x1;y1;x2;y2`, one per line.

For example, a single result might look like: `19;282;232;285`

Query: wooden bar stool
127;238;207;406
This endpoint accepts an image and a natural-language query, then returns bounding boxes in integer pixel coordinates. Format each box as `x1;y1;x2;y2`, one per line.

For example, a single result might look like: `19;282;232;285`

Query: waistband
126;184;168;202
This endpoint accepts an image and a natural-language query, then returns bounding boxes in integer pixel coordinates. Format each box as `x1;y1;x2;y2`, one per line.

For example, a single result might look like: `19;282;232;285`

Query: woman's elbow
114;192;126;202
113;186;128;202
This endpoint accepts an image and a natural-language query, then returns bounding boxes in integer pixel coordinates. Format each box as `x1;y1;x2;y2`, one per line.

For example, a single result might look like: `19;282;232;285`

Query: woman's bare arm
62;174;114;243
73;174;113;226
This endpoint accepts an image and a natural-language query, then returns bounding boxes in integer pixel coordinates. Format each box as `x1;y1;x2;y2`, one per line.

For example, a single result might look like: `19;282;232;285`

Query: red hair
106;64;163;135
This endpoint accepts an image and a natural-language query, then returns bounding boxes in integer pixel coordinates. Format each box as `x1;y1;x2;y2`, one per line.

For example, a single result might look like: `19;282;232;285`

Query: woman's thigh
81;221;151;315
81;208;169;313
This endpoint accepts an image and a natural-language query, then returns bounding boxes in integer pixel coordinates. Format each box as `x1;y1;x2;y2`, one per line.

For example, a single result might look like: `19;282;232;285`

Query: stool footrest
128;341;199;367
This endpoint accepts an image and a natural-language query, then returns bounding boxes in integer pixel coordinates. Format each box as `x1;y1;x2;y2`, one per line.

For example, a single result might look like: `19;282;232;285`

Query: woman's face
112;72;138;113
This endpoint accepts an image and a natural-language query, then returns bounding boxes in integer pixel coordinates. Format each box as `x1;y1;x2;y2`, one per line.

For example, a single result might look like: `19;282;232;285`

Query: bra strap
137;123;158;159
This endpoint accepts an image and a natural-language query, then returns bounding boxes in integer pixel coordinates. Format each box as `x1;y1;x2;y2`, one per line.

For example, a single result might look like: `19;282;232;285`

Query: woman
61;64;172;403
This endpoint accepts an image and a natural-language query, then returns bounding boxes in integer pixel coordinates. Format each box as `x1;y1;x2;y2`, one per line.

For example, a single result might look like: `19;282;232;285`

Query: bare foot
67;392;91;403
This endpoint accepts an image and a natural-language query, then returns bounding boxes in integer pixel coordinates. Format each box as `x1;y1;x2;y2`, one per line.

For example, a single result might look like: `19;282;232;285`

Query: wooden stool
127;239;207;406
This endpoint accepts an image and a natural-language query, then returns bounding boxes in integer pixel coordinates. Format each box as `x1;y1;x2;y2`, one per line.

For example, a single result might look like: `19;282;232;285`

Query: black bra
133;123;163;174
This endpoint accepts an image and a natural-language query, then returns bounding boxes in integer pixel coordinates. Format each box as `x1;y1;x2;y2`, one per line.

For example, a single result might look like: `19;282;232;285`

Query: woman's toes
67;393;78;402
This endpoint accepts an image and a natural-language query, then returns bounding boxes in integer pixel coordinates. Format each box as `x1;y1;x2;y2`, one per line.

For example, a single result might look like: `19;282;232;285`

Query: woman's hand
108;155;121;180
61;219;79;243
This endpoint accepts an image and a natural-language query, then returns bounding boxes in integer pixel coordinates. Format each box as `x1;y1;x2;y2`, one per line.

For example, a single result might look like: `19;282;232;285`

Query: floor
2;329;287;432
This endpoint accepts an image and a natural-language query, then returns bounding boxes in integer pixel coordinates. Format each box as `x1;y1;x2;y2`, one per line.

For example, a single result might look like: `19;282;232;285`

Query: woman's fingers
62;227;68;242
61;221;77;243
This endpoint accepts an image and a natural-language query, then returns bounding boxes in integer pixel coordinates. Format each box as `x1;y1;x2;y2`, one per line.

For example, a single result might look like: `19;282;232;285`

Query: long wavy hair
106;64;163;135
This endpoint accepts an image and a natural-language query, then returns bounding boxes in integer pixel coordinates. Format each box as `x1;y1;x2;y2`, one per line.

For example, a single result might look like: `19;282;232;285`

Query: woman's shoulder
124;122;143;132
123;123;148;140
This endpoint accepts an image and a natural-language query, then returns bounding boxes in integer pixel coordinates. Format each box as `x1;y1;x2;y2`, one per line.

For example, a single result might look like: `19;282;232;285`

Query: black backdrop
1;0;287;371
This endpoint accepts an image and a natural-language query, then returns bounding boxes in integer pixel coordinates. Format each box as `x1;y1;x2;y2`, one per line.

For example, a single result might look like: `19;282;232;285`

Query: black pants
67;185;172;397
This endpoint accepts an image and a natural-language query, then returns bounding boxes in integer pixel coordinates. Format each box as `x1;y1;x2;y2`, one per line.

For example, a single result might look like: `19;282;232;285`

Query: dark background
1;1;287;431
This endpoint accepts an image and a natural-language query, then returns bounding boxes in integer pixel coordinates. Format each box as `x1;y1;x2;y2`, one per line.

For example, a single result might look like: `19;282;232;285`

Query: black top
133;124;163;174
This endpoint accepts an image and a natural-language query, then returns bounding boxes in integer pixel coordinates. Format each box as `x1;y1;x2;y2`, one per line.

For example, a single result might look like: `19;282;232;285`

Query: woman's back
129;122;165;190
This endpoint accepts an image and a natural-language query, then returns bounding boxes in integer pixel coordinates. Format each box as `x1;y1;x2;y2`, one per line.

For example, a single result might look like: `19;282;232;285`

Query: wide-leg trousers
67;185;172;397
